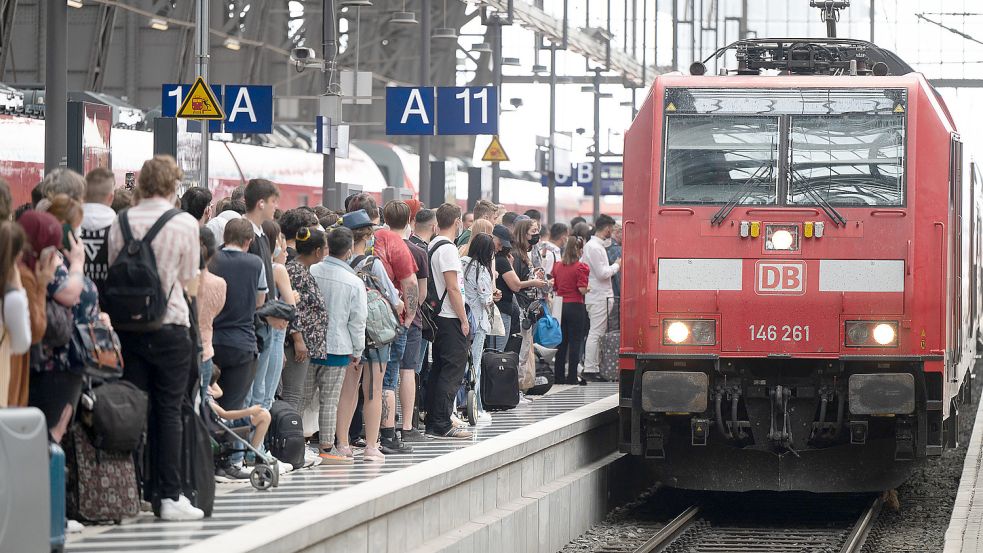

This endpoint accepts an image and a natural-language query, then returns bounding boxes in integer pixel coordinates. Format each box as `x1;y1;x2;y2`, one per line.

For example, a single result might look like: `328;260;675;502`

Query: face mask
529;235;540;246
273;246;282;258
367;236;375;249
601;238;613;248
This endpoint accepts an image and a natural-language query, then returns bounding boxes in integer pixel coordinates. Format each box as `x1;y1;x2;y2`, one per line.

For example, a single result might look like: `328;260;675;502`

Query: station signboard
162;83;273;133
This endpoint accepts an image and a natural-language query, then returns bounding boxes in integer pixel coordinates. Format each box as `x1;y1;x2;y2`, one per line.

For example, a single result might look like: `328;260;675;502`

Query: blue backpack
534;300;562;348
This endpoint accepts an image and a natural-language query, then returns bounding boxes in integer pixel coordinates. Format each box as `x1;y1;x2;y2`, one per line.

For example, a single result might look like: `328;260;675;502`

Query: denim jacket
310;256;367;359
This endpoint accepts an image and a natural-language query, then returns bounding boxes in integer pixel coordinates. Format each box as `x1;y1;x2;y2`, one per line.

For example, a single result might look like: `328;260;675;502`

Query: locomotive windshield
661;88;907;206
788;114;905;206
663;115;780;205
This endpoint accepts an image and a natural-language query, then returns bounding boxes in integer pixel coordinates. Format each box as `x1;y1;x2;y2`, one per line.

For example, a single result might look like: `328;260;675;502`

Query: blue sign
386;87;435;135
542;162;624;195
162;83;273;134
436;86;498;135
162;84;222;132
223;85;274;134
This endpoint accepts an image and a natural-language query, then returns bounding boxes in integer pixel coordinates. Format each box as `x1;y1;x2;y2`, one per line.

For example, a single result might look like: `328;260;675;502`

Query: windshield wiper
789;170;847;227
711;163;773;226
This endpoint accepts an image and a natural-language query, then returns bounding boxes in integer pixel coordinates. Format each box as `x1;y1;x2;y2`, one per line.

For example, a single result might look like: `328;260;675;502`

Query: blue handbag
533;300;562;348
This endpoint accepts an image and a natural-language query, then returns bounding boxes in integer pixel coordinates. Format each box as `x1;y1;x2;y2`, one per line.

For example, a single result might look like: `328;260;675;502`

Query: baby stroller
201;400;281;491
457;348;479;426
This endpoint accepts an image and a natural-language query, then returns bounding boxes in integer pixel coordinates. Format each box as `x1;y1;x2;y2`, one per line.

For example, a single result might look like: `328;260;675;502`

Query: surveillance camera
576;128;585;135
291;47;316;61
509;98;523;109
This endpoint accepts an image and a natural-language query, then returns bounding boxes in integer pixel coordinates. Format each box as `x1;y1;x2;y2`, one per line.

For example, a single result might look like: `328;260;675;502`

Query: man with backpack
106;155;203;521
424;203;472;440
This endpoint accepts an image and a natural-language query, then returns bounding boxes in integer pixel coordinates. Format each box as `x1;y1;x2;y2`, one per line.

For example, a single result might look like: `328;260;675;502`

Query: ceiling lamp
471;42;492;54
224;37;242;51
339;0;373;7
66;0;83;8
502;57;521;66
580;85;595;93
149;17;169;31
531;64;548;73
390;11;418;24
432;27;458;40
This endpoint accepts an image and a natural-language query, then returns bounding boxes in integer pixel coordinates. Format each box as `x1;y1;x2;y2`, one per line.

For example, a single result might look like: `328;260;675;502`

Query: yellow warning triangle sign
177;76;225;120
482;135;509;163
893;104;905;113
666;102;677;112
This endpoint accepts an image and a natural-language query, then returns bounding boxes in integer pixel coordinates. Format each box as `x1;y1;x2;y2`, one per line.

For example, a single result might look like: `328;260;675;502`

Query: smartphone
125;172;135;189
61;223;75;251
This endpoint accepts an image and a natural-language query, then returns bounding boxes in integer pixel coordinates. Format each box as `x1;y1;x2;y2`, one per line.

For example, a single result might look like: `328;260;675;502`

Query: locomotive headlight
771;229;794;250
845;321;898;347
663;320;716;346
872;323;897;345
666;322;690;344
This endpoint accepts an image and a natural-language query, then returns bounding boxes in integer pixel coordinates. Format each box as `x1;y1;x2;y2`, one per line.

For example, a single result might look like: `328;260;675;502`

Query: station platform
66;382;624;553
946;386;983;552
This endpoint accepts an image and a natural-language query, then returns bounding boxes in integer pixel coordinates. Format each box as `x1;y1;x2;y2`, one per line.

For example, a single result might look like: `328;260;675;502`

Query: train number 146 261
748;325;811;342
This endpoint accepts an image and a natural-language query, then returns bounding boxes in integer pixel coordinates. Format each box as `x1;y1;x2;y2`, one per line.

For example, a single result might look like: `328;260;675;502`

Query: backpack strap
142;208;183;245
428;240;454;303
118;209;134;244
350;254;367;270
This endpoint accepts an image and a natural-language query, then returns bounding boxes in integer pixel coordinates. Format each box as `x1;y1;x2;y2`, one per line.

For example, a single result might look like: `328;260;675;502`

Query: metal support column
0;0;18;82
547;45;556;225
592;69;601;219
196;0;210;188
44;0;67;173
491;21;502;203
322;0;338;208
419;0;431;205
869;0;875;42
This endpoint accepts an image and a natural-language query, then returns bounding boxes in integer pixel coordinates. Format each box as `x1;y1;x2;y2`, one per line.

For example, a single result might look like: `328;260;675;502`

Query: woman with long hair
251;219;297;410
551;236;590;384
459;219;494;256
0;221;32;407
461;232;495;422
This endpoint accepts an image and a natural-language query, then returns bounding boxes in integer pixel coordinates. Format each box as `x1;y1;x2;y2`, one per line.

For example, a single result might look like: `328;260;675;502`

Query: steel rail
839;495;884;553
632;506;700;553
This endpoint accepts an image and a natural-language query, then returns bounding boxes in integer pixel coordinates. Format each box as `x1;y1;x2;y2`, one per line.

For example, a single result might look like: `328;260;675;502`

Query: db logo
755;261;806;295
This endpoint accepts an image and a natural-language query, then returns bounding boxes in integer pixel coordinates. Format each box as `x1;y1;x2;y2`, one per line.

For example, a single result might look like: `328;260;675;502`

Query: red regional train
618;35;981;492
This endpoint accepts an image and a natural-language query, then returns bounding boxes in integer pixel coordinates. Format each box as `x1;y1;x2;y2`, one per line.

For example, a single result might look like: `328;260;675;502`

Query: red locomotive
619;18;980;491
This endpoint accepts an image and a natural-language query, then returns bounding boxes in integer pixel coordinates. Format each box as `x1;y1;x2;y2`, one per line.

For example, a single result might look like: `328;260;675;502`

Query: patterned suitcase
598;330;621;382
65;424;140;524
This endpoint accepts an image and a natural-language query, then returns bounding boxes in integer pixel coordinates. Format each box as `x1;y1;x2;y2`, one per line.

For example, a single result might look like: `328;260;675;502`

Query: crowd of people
0;155;622;524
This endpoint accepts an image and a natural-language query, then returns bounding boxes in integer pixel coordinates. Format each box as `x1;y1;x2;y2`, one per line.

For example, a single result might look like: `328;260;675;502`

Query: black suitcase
145;399;215;518
266;400;305;469
480;351;520;410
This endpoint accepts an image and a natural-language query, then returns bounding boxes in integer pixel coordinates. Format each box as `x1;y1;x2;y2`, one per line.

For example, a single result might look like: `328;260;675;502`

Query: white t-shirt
429;236;464;319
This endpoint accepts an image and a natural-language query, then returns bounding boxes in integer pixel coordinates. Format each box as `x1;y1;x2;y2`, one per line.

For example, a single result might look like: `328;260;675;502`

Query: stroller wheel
466;390;478;426
250;464;276;491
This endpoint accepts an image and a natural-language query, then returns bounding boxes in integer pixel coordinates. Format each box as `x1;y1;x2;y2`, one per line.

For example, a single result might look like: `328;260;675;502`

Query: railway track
606;495;883;553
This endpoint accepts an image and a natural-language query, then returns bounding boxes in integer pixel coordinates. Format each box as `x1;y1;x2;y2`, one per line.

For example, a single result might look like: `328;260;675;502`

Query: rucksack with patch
101;208;182;332
422;240;454;341
351;255;399;347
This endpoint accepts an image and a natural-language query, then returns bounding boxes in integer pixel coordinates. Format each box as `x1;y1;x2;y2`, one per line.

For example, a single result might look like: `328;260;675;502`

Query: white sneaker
160;495;204;521
272;458;291;474
476;411;493;424
518;393;532;404
303;447;323;468
66;520;84;533
450;413;468;428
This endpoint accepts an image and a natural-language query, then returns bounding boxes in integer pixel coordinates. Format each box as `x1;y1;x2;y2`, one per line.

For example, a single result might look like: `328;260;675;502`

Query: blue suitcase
50;443;66;553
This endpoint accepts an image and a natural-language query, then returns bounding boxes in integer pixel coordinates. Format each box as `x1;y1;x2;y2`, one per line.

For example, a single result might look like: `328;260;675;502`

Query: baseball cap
342;209;373;230
492;224;513;249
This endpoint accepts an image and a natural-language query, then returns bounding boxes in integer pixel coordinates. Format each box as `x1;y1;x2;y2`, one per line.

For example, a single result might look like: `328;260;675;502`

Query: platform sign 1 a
162;83;274;134
385;87;435;135
436;86;498;135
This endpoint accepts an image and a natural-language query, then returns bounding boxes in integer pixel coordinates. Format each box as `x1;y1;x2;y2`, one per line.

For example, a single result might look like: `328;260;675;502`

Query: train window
663;115;780;205
787;114;905;206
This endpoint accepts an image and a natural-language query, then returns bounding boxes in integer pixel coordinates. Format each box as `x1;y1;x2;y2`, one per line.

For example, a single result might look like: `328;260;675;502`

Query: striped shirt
107;197;201;327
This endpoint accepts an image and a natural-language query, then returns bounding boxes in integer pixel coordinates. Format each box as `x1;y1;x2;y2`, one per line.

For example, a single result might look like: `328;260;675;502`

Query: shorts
401;325;423;372
362;343;391;366
383;328;408;392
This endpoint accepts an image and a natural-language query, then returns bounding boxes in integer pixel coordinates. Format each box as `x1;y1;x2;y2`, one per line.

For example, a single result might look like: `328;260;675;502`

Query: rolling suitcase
0;408;50;553
50;442;66;553
65;423;140;523
598;297;621;382
481;350;520;410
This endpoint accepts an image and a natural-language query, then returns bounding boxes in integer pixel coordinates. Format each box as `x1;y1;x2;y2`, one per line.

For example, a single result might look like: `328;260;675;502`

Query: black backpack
101;208;181;332
265;400;305;469
422;240;455;341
